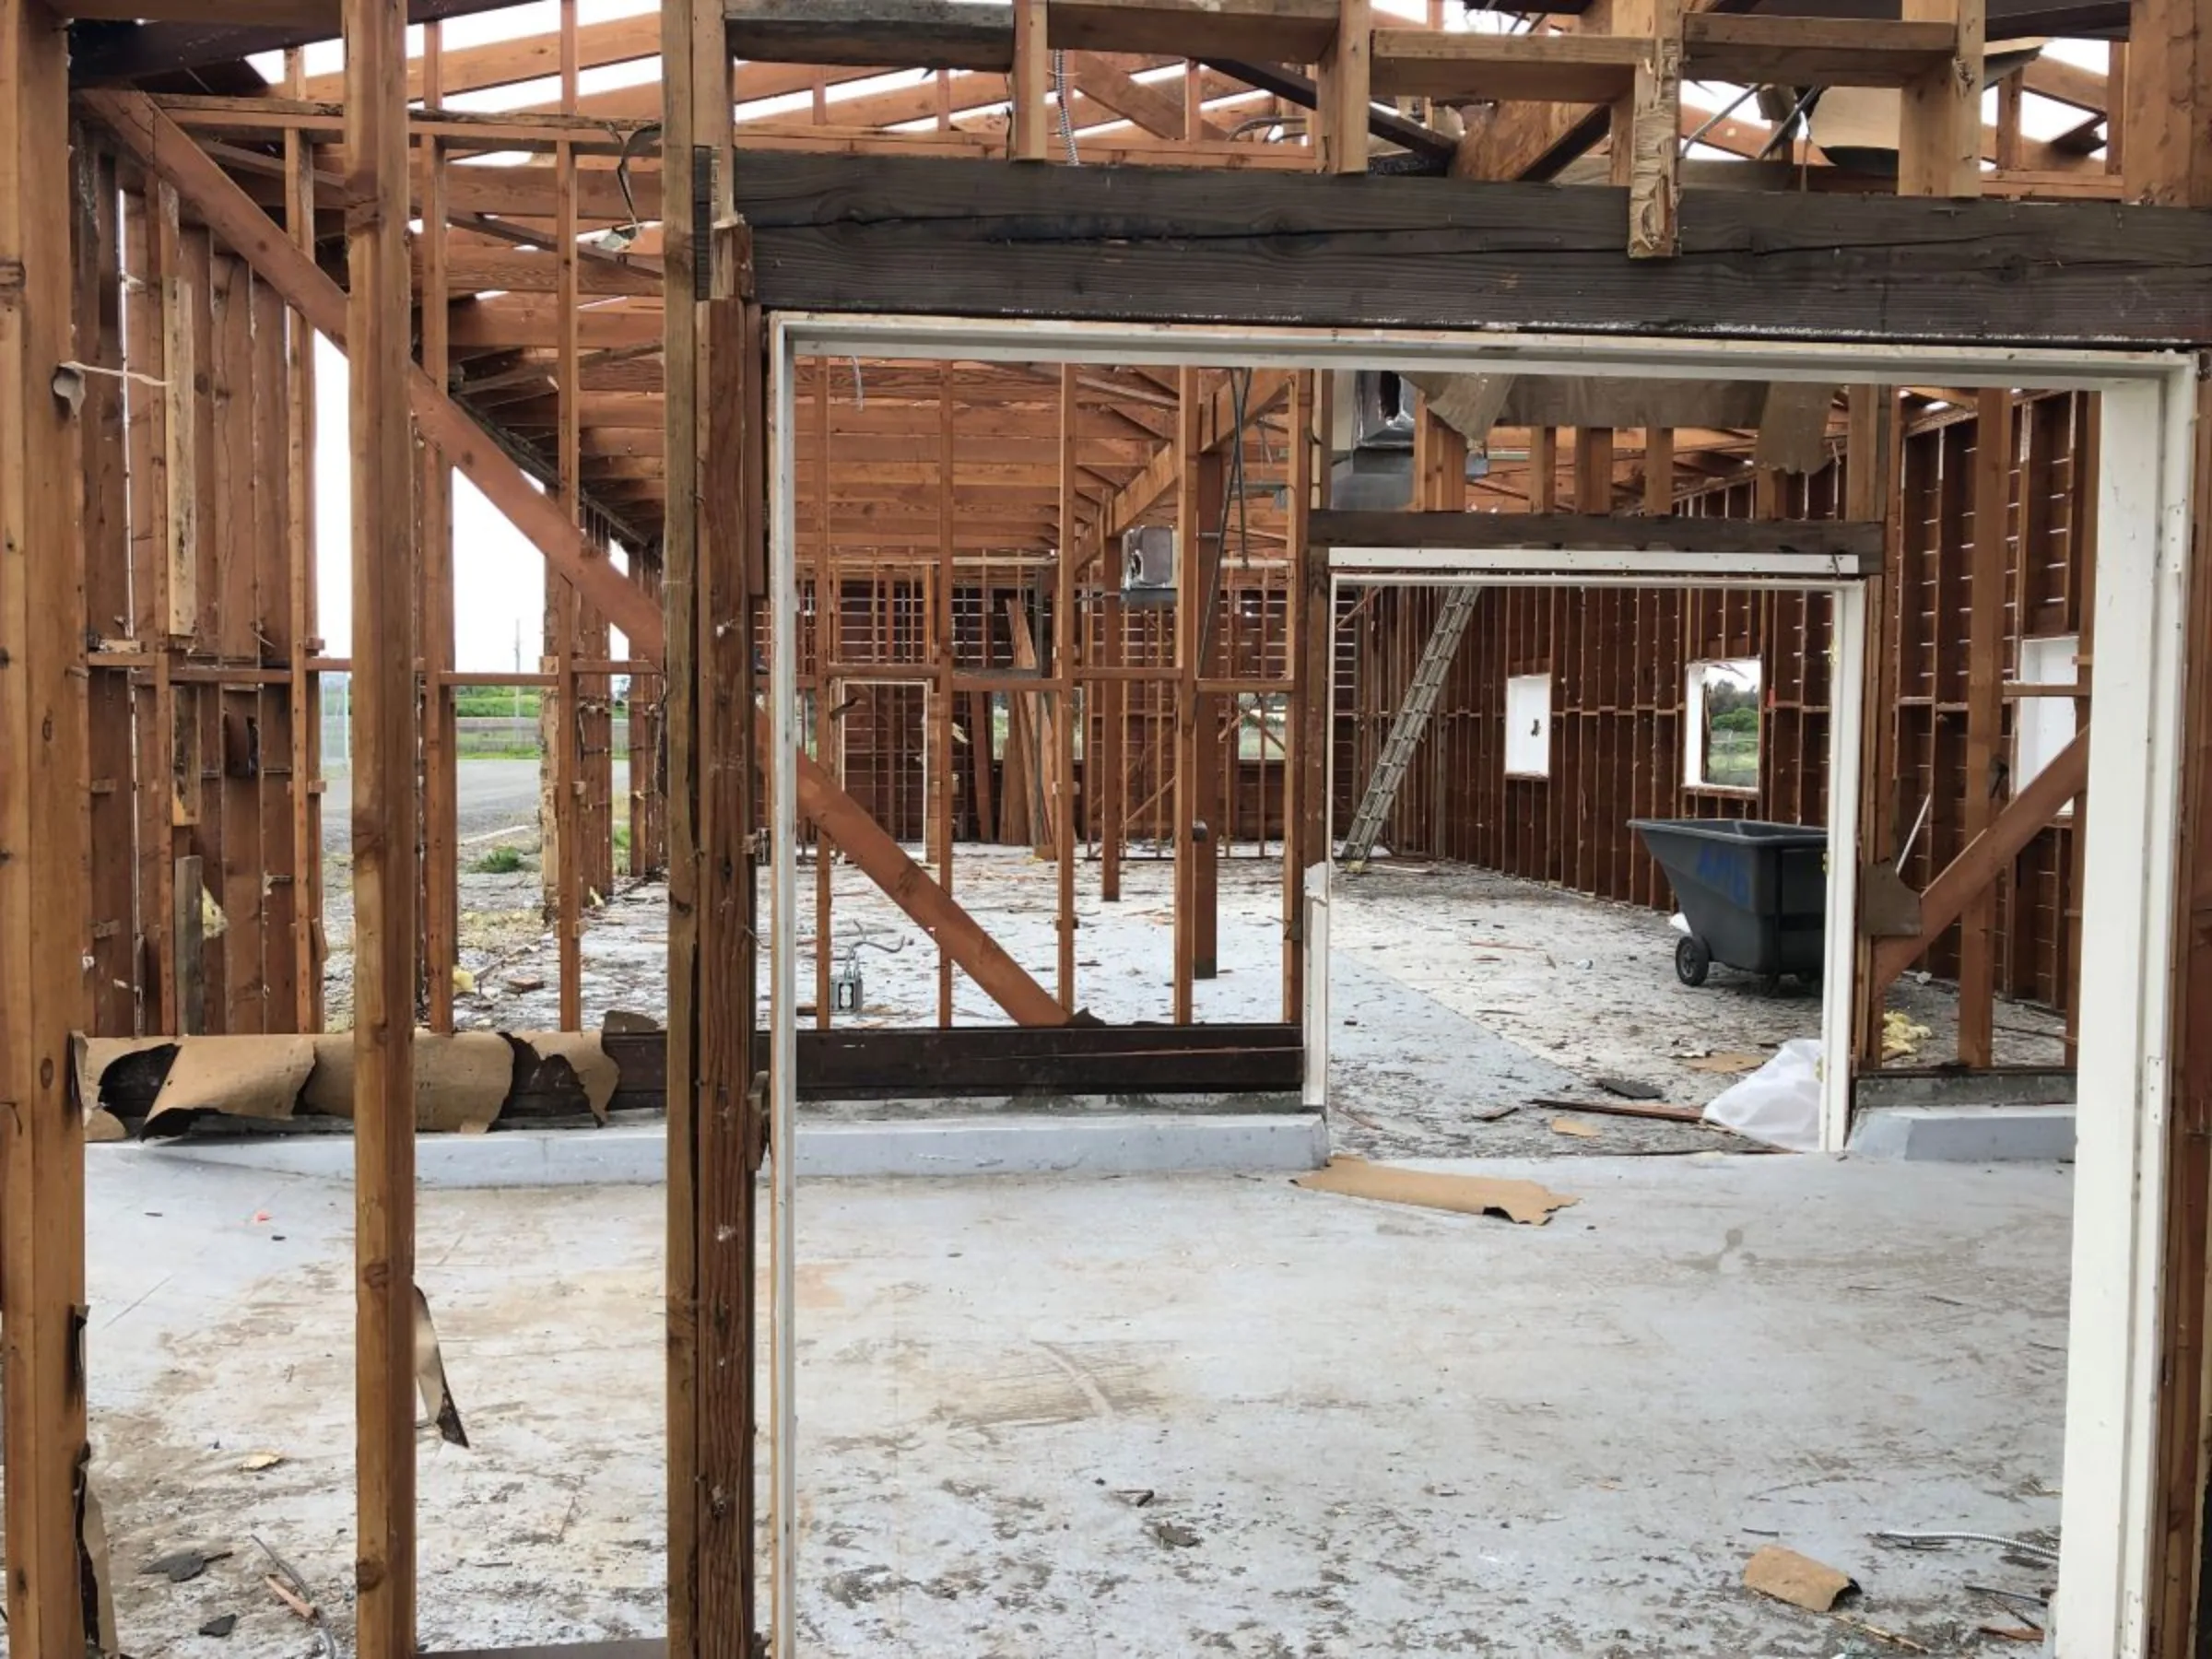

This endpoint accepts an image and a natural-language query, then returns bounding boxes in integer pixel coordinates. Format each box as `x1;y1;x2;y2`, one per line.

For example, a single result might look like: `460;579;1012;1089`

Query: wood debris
1742;1543;1856;1612
1294;1158;1578;1226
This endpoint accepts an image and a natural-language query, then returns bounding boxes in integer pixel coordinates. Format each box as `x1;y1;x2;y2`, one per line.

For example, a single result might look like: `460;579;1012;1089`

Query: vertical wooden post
419;23;458;1033
1898;0;1983;197
1;0;93;1641
813;371;834;1030
551;1;584;1031
1958;387;2012;1066
1848;385;1901;1072
123;181;179;1034
283;48;323;1033
1056;365;1079;1010
664;0;756;1641
1100;589;1125;902
935;368;957;1026
2124;0;2211;204
1013;0;1051;160
1174;368;1203;1020
343;0;418;1644
1624;0;1682;257
75;129;137;1039
1285;371;1318;1022
1316;0;1372;172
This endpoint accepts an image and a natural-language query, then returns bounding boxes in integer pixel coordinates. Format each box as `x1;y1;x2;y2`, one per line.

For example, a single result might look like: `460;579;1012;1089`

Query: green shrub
472;844;526;875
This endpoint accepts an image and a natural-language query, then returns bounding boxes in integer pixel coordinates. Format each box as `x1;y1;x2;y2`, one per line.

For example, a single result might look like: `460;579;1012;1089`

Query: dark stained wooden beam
724;0;1015;70
732;151;2212;347
67;0;517;83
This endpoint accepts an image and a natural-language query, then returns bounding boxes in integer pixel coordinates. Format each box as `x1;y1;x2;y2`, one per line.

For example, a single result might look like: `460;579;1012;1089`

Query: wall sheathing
92;174;323;1038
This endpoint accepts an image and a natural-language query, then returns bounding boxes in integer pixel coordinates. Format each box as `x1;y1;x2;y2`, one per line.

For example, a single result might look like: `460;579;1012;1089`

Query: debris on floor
1883;1012;1935;1061
141;1547;228;1584
1549;1118;1601;1139
1596;1075;1665;1100
1703;1040;1824;1152
412;1285;471;1449
1529;1096;1710;1125
1742;1543;1857;1612
1293;1156;1578;1225
1683;1051;1768;1075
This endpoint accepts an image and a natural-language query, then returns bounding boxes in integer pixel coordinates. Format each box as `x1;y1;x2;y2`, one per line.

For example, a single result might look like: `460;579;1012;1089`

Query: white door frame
768;313;2196;1659
1323;563;1866;1154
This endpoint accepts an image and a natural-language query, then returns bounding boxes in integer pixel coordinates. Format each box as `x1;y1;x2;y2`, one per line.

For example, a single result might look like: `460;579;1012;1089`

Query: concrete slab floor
11;1150;2069;1656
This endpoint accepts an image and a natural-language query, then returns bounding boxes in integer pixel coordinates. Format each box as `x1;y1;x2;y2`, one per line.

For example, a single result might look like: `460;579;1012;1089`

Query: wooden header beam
730;151;2212;346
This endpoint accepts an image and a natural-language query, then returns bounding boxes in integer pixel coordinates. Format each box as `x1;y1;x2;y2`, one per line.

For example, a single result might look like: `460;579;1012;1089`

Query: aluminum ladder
1339;585;1479;870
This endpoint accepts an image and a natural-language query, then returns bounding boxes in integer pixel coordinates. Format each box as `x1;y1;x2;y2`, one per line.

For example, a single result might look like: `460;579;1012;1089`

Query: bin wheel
1675;935;1712;987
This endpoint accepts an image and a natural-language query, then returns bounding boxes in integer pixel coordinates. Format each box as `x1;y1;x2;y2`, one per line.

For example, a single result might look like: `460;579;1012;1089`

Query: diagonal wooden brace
85;88;1070;1027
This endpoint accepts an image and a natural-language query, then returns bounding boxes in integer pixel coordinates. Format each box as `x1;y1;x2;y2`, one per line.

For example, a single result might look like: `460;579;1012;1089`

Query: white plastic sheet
1701;1038;1821;1152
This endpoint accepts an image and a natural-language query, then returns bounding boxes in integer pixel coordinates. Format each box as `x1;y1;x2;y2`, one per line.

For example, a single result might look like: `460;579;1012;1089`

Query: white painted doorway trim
1324;562;1867;1154
767;314;2196;1659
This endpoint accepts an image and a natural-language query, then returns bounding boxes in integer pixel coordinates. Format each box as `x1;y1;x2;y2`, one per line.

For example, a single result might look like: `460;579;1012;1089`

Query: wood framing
342;0;419;1644
2;0;95;1647
662;0;755;1648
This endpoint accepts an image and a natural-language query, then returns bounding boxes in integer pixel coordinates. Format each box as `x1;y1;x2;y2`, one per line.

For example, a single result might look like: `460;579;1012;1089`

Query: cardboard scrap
302;1031;514;1133
1550;1118;1601;1139
518;1031;620;1123
412;1284;470;1448
1684;1052;1767;1076
1743;1544;1858;1613
1293;1157;1578;1226
74;1034;177;1123
145;1036;318;1135
81;1470;120;1655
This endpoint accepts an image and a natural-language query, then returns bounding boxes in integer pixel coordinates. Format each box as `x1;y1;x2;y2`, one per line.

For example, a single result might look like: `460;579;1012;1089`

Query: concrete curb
1849;1104;2076;1162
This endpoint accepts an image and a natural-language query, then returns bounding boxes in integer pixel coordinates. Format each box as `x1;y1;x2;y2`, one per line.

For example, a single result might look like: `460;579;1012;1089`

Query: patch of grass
471;844;526;875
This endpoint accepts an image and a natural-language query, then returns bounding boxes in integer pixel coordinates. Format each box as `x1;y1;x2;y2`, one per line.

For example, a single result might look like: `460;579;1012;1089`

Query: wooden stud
342;0;419;1641
283;47;322;1034
1012;0;1050;161
1847;385;1901;1072
1100;588;1126;902
936;367;958;1026
814;367;835;1030
551;0;585;1033
1957;386;2011;1065
1174;368;1203;1021
1056;364;1079;1010
1;0;94;1641
75;130;138;1039
662;0;757;1640
420;24;458;1034
1624;0;1682;257
1898;0;1983;197
1316;0;1371;173
1285;370;1318;1022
